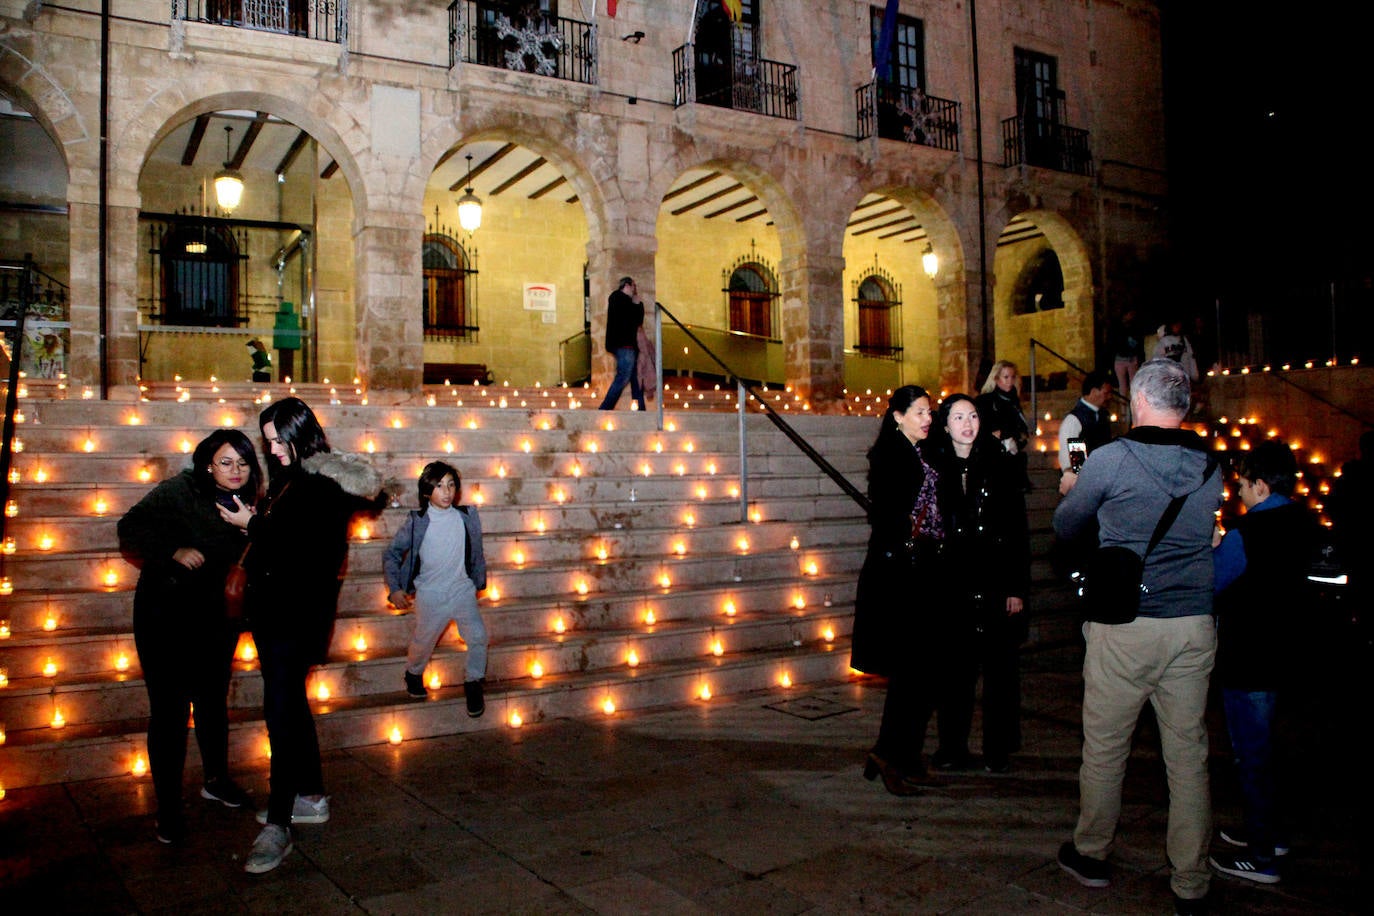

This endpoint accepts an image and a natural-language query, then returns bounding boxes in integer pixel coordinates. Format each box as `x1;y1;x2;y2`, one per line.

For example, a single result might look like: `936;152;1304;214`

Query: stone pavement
0;648;1361;914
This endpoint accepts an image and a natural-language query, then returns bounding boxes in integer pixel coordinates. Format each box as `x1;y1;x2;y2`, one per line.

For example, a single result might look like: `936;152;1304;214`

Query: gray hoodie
1054;426;1222;618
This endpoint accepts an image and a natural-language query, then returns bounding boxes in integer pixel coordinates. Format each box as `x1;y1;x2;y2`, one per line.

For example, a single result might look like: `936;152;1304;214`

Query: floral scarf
910;452;944;541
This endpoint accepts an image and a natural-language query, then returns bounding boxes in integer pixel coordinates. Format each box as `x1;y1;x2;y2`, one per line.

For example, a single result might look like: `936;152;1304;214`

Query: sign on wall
523;283;556;312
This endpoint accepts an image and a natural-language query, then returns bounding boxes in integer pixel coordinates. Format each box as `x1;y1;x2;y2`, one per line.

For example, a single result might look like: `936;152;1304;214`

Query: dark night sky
1160;3;1372;313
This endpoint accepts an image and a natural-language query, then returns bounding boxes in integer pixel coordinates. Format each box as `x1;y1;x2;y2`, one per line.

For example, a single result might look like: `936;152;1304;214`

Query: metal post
654;303;664;432
737;378;748;524
1330;281;1338;366
1028;341;1037;438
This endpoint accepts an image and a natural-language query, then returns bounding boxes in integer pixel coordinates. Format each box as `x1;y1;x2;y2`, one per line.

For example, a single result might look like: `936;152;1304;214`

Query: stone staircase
0;384;1079;791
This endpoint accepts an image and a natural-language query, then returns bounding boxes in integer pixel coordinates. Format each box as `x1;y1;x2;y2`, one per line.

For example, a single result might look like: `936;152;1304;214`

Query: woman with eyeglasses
118;429;264;845
218;397;383;874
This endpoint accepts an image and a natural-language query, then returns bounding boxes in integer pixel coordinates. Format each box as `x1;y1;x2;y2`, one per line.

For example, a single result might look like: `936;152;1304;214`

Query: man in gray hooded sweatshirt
1052;358;1223;915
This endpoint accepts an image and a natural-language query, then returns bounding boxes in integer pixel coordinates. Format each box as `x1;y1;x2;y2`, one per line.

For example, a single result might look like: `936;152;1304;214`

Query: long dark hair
191;429;263;505
868;384;929;461
259;397;330;476
417;460;461;515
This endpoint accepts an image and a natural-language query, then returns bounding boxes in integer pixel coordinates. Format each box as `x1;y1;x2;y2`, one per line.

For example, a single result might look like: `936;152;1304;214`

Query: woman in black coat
219;397;382;874
118;429;263;844
928;393;1031;773
851;385;944;795
975;359;1032;491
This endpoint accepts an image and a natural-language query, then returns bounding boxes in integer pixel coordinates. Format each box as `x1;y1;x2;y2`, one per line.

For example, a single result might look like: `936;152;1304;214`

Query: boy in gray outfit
384;461;489;717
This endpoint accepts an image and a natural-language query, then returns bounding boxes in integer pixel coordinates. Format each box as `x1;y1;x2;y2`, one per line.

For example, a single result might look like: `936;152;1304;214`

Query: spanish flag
722;0;743;22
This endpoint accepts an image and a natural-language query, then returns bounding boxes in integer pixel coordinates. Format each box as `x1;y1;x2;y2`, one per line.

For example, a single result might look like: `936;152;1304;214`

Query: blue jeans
1222;688;1279;859
598;346;644;411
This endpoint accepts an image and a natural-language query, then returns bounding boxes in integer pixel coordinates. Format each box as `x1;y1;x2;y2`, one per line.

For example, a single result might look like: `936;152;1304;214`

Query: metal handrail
1027;338;1129;432
655;303;870;515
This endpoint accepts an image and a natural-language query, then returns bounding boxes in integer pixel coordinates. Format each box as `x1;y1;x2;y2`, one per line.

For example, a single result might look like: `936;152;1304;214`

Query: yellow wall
841;228;940;392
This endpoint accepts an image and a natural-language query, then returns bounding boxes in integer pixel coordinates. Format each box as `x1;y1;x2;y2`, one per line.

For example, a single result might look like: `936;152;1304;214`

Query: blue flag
873;0;899;81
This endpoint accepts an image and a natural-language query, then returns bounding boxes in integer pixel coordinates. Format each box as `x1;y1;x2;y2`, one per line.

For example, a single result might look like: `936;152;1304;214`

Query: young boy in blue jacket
384;461;489;716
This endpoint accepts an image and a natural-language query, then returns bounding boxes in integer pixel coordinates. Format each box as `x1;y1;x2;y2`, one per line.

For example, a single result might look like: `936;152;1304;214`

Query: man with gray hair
1052;358;1223;915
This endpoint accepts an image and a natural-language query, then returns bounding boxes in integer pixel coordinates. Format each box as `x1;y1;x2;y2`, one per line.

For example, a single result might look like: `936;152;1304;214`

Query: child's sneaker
464;679;485;718
404;670;428;699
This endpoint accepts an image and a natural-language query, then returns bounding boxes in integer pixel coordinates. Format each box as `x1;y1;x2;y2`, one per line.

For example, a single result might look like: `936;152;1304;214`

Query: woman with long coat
118;429;263;844
851;385;944;795
928;393;1031;773
219;397;383;874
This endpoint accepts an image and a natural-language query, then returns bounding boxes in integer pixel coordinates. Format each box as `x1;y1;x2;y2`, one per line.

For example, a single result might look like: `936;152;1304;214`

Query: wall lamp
622;31;645;43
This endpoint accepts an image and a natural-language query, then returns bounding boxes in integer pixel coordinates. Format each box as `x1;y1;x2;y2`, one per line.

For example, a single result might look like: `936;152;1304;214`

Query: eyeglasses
215;458;251;471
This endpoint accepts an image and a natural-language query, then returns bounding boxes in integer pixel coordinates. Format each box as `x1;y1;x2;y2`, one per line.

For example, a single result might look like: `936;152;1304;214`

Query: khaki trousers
1074;614;1216;899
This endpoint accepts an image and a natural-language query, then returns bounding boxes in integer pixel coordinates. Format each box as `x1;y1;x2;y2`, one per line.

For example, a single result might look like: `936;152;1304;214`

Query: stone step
0;638;858;788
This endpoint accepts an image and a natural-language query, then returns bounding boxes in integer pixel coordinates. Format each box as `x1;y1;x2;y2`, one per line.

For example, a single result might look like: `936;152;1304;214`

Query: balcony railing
1001;115;1093;176
673;44;798;121
449;0;596;85
855;81;960;151
174;0;348;44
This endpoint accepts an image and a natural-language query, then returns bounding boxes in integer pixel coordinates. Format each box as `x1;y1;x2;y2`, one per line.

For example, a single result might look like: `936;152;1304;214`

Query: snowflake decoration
496;14;564;77
898;87;934;144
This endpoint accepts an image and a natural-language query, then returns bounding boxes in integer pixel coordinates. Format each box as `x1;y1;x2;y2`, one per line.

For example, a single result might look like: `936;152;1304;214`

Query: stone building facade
0;0;1168;407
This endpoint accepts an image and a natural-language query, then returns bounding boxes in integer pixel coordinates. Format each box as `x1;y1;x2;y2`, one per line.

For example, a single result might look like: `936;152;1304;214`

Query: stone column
779;247;846;414
939;267;985;395
63;197;102;390
353;211;422;392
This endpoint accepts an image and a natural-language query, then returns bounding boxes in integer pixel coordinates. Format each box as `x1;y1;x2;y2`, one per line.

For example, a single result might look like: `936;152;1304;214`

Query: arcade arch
990;211;1094;376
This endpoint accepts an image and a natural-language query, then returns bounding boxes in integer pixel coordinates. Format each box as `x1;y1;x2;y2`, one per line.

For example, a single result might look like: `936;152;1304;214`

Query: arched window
1012;247;1064;314
423;232;478;340
159;222;241;327
853;270;902;357
724;257;779;338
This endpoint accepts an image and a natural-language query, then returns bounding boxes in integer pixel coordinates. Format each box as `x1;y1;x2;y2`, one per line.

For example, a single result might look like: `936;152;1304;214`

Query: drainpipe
99;0;110;397
969;0;991;369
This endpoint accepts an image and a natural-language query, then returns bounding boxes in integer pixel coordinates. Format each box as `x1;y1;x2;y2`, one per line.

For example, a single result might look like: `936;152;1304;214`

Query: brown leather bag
224;542;251;623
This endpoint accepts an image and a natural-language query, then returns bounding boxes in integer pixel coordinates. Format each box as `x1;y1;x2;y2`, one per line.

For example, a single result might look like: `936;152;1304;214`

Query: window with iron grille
854;270;903;358
423;234;478;340
159;222;242;327
725;258;779;339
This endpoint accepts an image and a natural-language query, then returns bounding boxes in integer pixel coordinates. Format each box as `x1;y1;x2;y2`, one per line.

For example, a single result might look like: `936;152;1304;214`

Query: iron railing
173;0;348;44
1002;115;1093;176
558;329;591;386
449;0;596;85
855;81;960;152
672;44;798;120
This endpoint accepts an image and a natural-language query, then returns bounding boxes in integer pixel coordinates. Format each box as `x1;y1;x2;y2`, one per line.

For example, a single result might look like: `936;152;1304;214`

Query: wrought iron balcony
173;0;347;44
1001;115;1093;176
449;0;596;85
855;81;960;151
672;44;798;121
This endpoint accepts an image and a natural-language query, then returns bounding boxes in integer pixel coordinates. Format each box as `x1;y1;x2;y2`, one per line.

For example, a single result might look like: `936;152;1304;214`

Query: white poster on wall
523;283;556;312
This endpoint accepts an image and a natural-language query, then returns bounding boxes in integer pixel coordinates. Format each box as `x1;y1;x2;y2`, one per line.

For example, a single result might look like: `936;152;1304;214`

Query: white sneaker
255;795;330;825
244;824;293;874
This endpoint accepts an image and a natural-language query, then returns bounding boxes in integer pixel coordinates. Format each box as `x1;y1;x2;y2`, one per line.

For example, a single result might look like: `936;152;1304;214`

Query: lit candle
487;585;501;601
51;708;65;728
553;616;566;634
531;661;544;678
389;726;403;745
0;619;9;638
711;639;724;657
602;697;616;715
521;439;532;453
823;626;835;643
553;488;567;503
724;600;736;617
391;418;403;430
698;684;712;701
789;536;800;550
115;653;130;672
0;667;8;687
793;594;806;610
513;548;526;565
33;467;47;484
83;436;96;453
428;672;441;690
535;519;546;534
626;650;639;667
509;711;523;728
43;658;57;677
4;501;17;518
780;673;792;688
673;541;686;556
179;438;191;454
93;496;108;516
354;633;368;653
658;572;671;588
138;466;152;483
131;755;148;777
443;438;455;453
43;613;57;631
736;536;749;552
596;544;609;561
644;609;656;626
805;561;819;576
683;512;695;527
103;569;119;587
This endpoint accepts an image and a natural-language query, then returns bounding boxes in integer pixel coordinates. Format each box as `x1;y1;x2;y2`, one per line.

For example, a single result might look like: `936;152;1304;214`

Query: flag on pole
873;0;899;80
722;0;743;22
607;0;617;16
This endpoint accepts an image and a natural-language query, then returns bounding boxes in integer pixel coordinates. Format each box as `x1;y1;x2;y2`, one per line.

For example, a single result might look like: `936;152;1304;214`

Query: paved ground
0;645;1362;915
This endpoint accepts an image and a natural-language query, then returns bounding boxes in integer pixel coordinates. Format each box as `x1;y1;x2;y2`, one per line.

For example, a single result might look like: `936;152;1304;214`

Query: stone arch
989;207;1095;374
0;49;86;175
114;90;365;214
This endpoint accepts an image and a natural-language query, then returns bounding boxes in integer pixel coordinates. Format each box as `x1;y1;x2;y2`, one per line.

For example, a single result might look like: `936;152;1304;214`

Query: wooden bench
423;362;493;386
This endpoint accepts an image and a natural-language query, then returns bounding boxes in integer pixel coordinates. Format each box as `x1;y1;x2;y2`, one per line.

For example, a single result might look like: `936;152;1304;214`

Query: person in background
598;276;646;411
247;338;272;382
1053;358;1223;915
219;397;383;875
1209;440;1316;885
118;429;263;845
385;460;489;717
1153;318;1199;382
851;385;945;796
1057;370;1115;474
976;359;1032;491
929;394;1030;774
1109;310;1145;398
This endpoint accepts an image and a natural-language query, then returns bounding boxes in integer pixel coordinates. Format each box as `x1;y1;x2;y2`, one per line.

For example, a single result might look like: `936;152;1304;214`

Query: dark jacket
933;436;1031;625
383;505;488;596
1214;499;1317;689
850;424;932;676
975;389;1028;449
118;469;248;629
245;452;383;661
604;288;643;351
